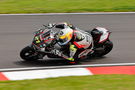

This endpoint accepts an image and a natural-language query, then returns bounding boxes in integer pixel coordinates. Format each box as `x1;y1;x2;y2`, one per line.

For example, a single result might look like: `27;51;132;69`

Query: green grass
0;0;135;13
0;75;135;90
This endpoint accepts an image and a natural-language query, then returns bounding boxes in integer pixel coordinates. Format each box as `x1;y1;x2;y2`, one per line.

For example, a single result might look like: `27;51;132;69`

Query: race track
0;13;135;69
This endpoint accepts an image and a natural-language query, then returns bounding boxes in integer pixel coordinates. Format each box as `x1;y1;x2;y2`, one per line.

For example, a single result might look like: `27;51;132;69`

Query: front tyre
20;46;39;61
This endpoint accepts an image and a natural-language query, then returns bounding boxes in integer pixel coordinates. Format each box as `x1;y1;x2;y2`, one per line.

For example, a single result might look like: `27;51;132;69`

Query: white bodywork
74;30;94;58
95;27;110;43
75;30;93;49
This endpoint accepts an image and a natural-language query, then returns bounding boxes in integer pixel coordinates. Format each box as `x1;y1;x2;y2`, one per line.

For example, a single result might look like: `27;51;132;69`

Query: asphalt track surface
0;13;135;69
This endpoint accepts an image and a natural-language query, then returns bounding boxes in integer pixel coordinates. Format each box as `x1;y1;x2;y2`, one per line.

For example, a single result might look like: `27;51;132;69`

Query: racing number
35;36;41;43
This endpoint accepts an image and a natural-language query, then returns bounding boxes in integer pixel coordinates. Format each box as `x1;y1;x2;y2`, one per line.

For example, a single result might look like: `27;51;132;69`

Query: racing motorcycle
20;25;113;63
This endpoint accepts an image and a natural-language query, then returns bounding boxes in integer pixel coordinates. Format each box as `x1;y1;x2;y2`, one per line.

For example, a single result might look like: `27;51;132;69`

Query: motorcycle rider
50;22;94;62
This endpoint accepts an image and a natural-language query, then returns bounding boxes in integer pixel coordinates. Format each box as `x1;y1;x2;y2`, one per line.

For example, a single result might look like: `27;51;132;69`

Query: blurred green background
1;75;135;90
0;0;135;13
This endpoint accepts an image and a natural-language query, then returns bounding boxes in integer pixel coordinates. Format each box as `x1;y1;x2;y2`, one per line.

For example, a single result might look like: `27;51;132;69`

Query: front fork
29;44;46;59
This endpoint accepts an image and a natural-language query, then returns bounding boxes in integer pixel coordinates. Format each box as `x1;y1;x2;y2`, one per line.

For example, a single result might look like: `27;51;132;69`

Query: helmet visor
59;38;68;43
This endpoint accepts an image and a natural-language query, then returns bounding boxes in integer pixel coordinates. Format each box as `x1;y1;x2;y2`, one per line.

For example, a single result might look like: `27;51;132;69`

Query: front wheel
20;46;39;61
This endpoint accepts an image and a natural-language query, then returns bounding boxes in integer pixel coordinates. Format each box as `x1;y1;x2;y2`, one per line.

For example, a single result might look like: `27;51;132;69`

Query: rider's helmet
57;26;73;45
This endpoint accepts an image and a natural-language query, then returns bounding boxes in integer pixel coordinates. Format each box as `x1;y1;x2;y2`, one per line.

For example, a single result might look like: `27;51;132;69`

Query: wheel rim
24;50;35;59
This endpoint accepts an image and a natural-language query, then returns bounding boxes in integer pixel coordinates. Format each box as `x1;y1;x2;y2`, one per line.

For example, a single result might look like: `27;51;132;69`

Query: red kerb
0;72;9;81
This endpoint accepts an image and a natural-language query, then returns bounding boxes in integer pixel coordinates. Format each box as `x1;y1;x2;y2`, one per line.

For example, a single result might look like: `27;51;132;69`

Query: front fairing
32;27;55;50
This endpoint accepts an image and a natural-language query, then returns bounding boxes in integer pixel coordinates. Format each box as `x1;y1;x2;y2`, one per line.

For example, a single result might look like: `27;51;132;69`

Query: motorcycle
20;25;113;63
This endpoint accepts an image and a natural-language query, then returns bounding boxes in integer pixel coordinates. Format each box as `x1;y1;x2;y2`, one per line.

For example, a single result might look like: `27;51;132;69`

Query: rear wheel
20;46;39;61
92;40;113;57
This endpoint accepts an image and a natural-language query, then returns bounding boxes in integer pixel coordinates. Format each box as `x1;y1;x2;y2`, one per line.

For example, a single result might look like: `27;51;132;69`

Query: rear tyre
92;40;113;57
20;46;39;61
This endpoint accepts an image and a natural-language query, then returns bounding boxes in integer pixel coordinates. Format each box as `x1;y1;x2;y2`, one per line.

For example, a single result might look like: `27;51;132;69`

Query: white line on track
1;63;135;72
0;12;135;16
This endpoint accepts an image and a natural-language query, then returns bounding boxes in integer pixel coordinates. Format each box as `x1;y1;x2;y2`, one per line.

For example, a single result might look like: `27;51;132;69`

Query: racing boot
67;44;77;64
